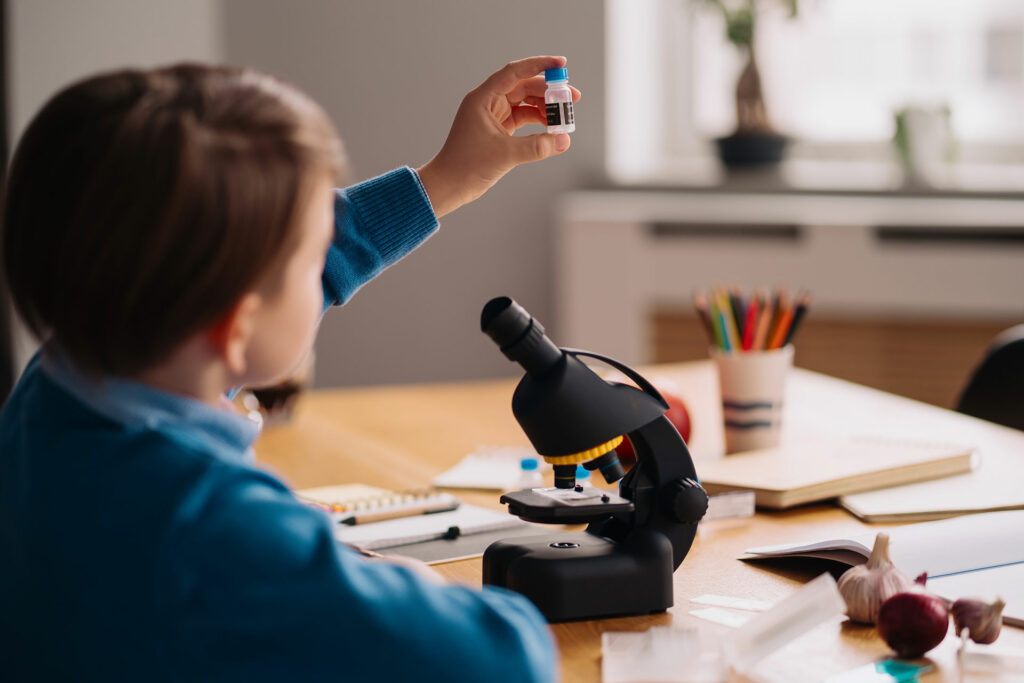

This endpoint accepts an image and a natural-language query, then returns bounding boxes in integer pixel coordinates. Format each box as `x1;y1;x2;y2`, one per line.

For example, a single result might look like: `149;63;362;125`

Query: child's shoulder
1;355;293;524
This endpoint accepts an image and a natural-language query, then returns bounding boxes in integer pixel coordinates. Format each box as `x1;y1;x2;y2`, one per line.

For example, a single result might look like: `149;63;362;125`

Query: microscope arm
588;415;707;569
561;349;668;410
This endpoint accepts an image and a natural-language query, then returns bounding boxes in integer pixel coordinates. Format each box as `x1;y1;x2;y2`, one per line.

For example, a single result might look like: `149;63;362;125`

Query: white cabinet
556;190;1024;365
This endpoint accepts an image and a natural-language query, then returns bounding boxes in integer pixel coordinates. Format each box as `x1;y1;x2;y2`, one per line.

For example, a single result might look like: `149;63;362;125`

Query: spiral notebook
297;483;535;564
296;484;459;523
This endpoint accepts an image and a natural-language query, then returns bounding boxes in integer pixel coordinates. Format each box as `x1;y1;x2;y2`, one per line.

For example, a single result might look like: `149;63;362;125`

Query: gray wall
7;0;224;375
223;1;606;387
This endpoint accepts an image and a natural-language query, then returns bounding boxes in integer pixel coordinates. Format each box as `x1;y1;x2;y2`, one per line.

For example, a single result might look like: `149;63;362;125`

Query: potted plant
699;0;798;169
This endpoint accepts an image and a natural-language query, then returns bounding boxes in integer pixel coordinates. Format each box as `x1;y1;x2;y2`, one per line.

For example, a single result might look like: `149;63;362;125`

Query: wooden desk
253;362;1024;682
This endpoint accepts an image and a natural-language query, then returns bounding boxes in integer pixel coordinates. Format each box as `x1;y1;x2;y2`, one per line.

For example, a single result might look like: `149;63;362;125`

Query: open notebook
335;502;529;550
742;509;1024;627
696;438;975;509
297;484;535;564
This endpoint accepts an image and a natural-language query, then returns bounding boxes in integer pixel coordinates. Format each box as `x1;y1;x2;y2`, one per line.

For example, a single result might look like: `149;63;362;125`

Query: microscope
480;297;708;622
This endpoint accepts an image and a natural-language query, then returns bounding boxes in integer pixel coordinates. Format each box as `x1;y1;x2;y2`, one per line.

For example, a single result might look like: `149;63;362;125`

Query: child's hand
417;55;581;217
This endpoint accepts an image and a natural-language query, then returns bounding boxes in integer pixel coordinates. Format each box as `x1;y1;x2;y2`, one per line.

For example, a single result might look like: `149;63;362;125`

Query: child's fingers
504;76;548;106
508;132;571;164
502;105;546;133
505;80;582;108
481;56;566;96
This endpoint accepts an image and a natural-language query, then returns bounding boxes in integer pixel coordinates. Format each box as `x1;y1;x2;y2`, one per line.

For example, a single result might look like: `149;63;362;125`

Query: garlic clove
866;532;894;570
951;596;1005;644
838;533;914;624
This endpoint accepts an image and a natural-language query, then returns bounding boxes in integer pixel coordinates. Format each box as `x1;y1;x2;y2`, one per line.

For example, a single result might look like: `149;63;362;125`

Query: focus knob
666;477;708;523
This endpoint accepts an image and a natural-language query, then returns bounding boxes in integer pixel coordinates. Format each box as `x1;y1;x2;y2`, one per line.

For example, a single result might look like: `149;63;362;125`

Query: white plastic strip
723;573;846;674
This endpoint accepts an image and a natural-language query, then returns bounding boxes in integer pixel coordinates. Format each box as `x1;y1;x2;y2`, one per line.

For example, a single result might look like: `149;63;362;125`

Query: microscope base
482;529;674;622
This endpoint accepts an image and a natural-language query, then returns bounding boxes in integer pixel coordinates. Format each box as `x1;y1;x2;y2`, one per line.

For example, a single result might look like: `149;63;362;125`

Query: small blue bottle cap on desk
544;67;568;82
520;457;539;471
575;464;590;480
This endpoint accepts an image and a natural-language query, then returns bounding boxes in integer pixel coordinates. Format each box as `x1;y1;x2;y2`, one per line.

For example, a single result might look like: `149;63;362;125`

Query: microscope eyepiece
481;297;563;376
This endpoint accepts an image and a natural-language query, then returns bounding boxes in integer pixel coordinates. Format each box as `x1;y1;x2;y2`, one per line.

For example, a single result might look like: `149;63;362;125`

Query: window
606;0;1024;187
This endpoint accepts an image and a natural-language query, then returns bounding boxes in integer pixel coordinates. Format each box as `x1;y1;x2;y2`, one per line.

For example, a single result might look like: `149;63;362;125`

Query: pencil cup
711;345;794;455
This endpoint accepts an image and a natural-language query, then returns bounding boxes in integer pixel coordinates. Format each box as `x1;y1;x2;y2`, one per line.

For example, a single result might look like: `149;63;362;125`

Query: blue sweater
0;168;555;682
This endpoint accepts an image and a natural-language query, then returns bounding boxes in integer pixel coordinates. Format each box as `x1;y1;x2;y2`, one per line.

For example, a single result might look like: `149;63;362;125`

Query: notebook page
746;509;1024;579
928;563;1024;627
864;509;1024;578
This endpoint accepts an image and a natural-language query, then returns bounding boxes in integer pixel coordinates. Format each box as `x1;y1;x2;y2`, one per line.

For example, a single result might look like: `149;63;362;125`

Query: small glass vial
544;67;575;134
517;457;543;489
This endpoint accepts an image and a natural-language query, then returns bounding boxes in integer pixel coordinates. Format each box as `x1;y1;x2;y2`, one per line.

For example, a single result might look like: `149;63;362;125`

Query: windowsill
605;158;1024;200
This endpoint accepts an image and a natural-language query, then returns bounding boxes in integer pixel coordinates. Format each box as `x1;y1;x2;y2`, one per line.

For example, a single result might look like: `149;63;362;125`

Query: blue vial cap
520;457;539;471
575;464;591;479
544;67;568;82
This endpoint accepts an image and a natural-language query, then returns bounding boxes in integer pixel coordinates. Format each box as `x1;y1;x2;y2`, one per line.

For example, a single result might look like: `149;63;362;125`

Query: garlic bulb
837;533;914;624
951;597;1005;644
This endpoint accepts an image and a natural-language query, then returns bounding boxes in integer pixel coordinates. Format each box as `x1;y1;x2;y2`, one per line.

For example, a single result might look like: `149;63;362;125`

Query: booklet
741;509;1024;627
696;437;975;509
839;439;1024;522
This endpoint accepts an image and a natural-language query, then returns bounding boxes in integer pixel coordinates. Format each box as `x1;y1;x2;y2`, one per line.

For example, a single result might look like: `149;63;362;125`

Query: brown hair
1;64;343;376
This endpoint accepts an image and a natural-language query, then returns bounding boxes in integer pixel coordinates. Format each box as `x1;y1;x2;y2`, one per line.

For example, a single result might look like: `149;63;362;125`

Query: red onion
877;589;949;659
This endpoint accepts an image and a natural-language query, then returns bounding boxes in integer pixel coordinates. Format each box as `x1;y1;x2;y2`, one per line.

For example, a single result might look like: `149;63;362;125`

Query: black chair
955;324;1024;431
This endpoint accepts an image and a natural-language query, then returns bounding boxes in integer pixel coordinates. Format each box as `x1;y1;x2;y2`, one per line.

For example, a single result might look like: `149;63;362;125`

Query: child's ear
207;293;262;376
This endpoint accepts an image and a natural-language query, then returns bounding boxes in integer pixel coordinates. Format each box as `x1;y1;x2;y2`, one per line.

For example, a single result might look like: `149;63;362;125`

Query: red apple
664;390;692;444
615;378;692;464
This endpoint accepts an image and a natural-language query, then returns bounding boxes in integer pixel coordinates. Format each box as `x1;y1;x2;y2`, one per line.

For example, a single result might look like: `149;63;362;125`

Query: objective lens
583;450;626;484
553;464;577;489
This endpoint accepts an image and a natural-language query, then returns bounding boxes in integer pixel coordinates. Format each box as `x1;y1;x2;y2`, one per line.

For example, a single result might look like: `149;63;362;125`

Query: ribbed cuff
343;167;439;267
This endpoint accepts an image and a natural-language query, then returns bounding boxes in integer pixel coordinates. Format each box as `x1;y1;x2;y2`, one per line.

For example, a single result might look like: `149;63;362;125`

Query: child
0;57;579;682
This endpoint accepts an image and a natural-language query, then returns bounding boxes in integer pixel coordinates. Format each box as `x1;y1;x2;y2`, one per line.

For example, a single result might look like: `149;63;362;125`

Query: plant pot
714;132;789;169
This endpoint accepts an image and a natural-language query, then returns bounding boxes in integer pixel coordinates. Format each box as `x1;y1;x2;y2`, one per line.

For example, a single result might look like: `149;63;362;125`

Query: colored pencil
765;290;785;345
717;289;741;351
768;300;794;349
715;307;732;351
729;289;746;341
766;290;791;349
697;286;810;353
783;292;811;346
692;290;716;346
707;294;723;349
741;294;760;351
752;292;776;350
